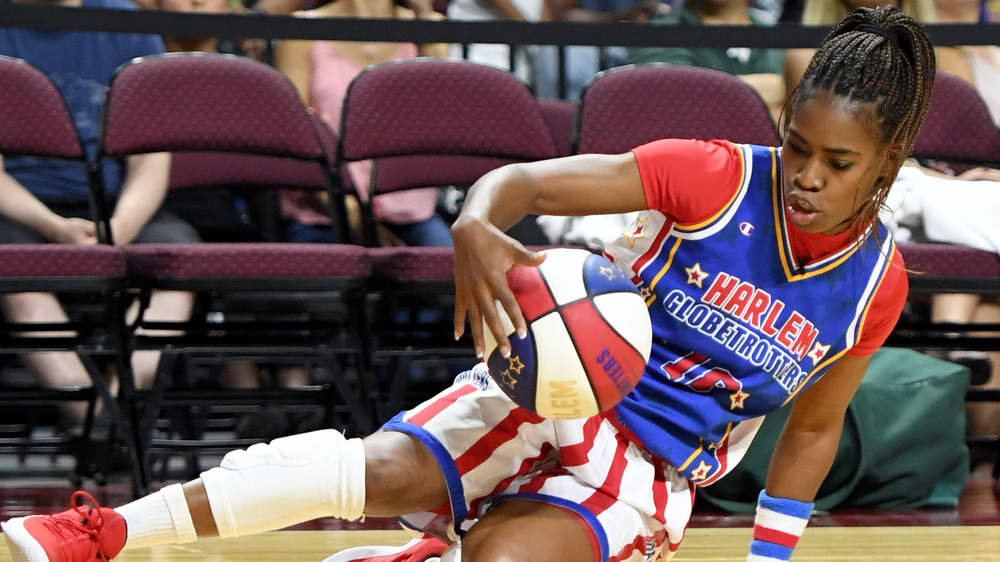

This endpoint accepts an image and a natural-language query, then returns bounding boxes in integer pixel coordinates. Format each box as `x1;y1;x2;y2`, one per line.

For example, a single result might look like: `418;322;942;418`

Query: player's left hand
451;215;545;358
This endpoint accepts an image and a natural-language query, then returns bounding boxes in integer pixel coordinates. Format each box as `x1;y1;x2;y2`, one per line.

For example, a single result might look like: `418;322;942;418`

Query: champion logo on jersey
739;221;755;236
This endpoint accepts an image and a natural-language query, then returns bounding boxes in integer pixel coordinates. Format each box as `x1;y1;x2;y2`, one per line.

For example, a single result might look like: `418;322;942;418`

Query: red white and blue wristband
747;490;813;561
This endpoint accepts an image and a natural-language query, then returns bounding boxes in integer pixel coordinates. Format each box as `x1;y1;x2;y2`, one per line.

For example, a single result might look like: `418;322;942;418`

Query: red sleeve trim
631;139;743;224
848;246;908;356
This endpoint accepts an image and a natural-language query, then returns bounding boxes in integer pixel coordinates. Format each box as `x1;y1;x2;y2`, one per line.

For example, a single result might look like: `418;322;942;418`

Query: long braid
780;6;936;230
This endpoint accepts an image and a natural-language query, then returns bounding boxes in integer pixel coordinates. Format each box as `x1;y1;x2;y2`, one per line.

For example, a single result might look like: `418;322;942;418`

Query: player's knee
361;430;447;514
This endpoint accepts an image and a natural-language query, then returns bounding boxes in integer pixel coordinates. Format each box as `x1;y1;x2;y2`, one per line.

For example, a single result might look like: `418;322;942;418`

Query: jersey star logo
507;355;524;375
690;460;712;481
623;216;648;249
729;389;750;410
808;342;830;365
499;369;517;390
685;262;709;288
599;265;618;280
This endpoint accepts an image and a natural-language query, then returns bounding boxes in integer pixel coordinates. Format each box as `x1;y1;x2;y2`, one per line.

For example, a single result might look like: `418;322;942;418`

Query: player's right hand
451;215;545;359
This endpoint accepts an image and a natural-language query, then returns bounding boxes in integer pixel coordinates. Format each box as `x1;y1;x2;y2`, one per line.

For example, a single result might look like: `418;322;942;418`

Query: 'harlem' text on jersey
605;143;896;485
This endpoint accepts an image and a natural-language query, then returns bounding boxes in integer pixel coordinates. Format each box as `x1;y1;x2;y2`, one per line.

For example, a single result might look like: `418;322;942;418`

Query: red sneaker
2;491;127;562
323;536;449;562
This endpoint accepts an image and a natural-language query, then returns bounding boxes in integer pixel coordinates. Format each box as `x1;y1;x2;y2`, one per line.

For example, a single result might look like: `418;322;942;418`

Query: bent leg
119;428;448;551
362;429;450;516
461;500;596;562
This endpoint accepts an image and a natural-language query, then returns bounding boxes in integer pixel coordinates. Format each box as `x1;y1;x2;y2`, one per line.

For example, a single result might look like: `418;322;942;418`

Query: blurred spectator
784;0;936;100
984;0;1000;21
627;0;786;123
0;0;200;426
934;0;1000;126
446;0;545;84
158;0;229;52
532;0;669;101
151;0;272;62
749;0;783;23
274;0;453;247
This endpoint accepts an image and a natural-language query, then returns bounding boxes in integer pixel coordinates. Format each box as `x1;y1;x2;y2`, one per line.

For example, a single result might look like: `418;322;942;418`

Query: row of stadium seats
1;52;998;494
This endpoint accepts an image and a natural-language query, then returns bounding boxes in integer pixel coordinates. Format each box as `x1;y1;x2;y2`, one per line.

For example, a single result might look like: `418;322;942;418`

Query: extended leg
1;429;449;561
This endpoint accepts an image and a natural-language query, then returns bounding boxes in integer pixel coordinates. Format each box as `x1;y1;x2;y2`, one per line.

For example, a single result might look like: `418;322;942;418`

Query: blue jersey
0;0;164;202
606;142;901;485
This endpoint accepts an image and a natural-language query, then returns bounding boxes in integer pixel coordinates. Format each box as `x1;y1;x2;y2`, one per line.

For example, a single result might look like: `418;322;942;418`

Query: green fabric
698;348;971;513
627;7;785;75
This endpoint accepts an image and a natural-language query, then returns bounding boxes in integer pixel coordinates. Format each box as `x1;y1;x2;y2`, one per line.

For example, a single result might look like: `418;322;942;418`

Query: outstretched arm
451;152;647;357
767;353;869;500
748;353;871;561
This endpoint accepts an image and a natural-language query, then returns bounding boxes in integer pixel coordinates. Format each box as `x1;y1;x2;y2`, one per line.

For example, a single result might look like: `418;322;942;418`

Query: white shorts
382;364;696;562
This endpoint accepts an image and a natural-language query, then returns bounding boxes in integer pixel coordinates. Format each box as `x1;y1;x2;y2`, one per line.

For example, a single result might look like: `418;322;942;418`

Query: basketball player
2;6;934;562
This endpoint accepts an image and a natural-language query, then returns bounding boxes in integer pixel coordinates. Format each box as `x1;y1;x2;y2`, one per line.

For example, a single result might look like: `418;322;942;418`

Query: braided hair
781;6;936;230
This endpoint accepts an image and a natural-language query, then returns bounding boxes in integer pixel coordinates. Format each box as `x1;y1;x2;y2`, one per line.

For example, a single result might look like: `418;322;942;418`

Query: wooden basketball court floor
0;476;997;561
0;526;996;561
1;525;978;561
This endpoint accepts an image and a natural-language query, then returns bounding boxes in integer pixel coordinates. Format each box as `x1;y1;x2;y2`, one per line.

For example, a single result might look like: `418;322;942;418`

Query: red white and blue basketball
483;248;652;419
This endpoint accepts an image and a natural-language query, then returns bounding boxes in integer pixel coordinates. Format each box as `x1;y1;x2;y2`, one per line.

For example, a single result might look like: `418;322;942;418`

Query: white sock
200;429;366;538
116;483;197;551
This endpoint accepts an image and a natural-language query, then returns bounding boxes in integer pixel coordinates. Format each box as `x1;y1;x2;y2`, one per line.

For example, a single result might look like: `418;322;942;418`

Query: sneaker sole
2;518;50;562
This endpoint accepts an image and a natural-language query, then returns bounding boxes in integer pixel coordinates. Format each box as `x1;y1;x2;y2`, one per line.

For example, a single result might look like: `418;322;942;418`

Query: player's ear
882;142;906;176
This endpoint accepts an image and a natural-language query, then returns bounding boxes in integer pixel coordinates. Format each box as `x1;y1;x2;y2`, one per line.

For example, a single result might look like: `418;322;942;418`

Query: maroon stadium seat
337;58;561;419
0;54;130;484
575;63;780;155
97;52;373;490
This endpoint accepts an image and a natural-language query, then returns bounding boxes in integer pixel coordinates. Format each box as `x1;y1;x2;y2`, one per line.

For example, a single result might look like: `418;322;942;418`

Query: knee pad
201;429;365;538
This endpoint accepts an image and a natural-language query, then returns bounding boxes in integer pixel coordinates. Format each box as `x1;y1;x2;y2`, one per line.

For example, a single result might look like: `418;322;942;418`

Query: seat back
340;58;558;162
575;64;780;154
338;58;560;244
0;55;85;160
912;70;1000;167
102;52;323;159
537;98;576;157
100;52;349;240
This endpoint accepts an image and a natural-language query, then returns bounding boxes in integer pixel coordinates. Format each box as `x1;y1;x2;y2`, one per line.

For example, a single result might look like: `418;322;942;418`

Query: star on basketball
729;389;750;410
599;265;618;280
507;355;525;375
808;342;830;365
690;460;712;481
623;216;648;249
685;263;709;288
499;369;517;390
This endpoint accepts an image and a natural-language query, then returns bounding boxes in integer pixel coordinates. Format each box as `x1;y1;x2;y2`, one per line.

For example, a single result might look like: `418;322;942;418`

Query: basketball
483;248;652;419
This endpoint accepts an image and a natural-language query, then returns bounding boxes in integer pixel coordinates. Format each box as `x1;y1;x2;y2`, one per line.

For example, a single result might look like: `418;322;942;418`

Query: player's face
780;90;892;236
